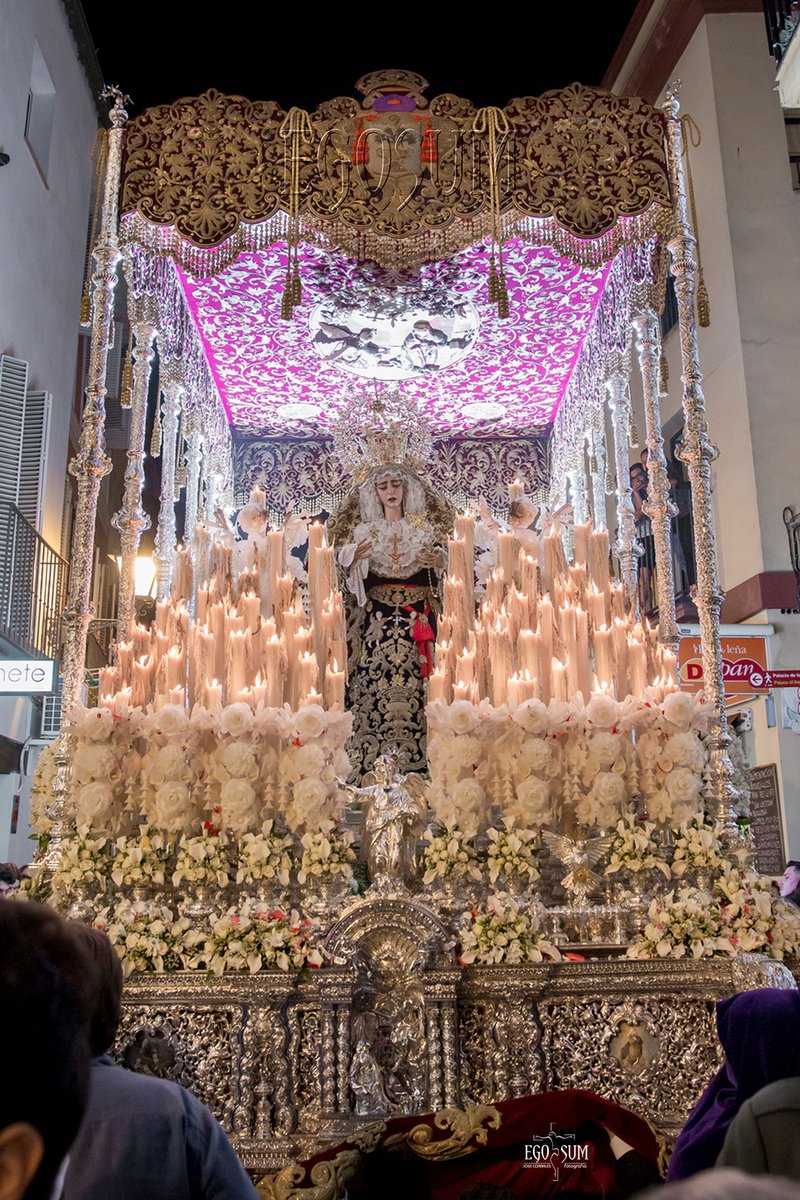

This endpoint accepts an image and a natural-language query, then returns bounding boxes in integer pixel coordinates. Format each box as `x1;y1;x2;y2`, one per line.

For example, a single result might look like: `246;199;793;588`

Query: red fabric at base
297;1090;659;1199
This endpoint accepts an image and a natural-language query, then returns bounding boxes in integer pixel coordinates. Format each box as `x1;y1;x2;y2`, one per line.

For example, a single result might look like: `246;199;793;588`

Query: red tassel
352;116;368;165
421;118;437;163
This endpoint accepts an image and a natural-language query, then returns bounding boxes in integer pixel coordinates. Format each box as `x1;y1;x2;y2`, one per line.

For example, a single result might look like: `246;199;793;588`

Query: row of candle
429;515;677;706
101;520;348;713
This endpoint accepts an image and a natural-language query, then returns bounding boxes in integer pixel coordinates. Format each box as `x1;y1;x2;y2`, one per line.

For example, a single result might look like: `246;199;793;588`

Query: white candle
498;531;515;583
573;522;590;566
594;626;614;691
264;634;282;707
206;678;222;708
551;657;568;702
427;669;447;704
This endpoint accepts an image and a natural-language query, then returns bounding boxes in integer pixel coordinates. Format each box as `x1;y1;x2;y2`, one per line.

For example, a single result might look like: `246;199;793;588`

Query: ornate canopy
116;73;674;497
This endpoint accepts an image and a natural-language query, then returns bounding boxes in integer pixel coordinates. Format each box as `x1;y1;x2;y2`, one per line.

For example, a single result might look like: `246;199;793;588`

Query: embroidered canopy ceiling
119;73;672;443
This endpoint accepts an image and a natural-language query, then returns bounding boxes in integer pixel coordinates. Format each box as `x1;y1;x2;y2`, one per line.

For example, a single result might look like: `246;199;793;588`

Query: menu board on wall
748;764;785;876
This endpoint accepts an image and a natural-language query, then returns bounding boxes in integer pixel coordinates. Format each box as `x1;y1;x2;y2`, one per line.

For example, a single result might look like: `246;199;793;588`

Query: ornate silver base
116;893;794;1171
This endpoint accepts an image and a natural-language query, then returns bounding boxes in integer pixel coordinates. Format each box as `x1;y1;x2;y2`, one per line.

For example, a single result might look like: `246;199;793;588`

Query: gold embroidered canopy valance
119;75;672;273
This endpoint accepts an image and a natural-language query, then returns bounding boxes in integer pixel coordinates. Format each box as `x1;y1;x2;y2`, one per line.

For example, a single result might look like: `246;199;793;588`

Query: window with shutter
19;389;52;532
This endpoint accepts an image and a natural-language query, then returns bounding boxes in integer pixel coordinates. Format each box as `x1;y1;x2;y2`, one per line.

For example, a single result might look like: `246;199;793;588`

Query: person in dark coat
666;989;800;1181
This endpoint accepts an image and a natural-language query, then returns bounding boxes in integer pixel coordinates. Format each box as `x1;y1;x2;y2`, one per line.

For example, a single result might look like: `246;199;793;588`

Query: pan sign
0;659;56;695
678;637;769;703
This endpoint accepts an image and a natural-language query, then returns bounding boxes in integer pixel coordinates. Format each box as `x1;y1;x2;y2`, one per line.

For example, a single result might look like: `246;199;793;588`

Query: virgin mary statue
328;463;454;779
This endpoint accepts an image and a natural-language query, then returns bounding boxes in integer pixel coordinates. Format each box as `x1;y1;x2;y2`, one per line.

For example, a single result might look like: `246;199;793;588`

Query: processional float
33;72;796;1177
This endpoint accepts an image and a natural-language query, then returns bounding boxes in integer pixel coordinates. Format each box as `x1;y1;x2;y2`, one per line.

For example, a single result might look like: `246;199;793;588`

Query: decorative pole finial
101;84;132;127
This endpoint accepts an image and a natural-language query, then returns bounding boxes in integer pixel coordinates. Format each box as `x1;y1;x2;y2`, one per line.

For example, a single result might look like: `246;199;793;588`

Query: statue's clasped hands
417;547;444;570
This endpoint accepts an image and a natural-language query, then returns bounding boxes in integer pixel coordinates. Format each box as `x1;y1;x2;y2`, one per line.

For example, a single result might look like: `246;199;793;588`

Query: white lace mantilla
339;517;436;606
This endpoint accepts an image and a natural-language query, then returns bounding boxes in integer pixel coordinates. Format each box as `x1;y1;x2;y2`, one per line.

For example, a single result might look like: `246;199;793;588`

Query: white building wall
0;0;97;551
625;13;800;853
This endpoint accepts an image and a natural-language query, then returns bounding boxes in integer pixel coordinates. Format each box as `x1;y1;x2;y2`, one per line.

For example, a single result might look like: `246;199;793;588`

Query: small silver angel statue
344;752;427;894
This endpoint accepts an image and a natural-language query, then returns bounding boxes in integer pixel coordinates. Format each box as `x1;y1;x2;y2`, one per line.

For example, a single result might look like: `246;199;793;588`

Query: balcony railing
0;501;67;661
764;0;800;64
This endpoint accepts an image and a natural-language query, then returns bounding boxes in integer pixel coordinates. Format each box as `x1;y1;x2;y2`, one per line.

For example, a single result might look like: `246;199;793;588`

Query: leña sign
678;636;769;703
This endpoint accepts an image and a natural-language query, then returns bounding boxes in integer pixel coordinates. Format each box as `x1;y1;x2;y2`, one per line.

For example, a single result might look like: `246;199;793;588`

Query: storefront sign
678;636;769;704
0;659;55;694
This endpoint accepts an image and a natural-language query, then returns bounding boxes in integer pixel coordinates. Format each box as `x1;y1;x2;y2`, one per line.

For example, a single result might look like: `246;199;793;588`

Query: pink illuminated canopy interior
178;238;613;440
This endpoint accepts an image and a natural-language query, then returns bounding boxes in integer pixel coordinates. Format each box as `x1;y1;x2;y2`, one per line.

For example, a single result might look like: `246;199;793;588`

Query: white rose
189;704;217;732
144;743;188;786
219;778;258;833
662;691;696;730
452;778;486;815
292;742;326;778
587;731;623;769
666;732;706;772
516;738;552;775
75;780;116;829
220;702;254;738
214;741;259;781
590;771;627;808
546;699;572;731
80;707;115;742
450;735;482;770
665;767;703;806
585;693;620;729
512;699;549;736
293;704;327;742
148;704;189;738
292;777;330;825
150;781;192;831
636;730;663;769
513;776;552;824
446;701;479;735
332;749;351;779
73;745;117;783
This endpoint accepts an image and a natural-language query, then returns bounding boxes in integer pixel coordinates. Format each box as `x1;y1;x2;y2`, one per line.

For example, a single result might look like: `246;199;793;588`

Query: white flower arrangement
627;869;800;962
625;888;735;960
769;901;800;960
202;902;324;975
50;835;109;893
714;866;776;954
111;829;168;888
669;814;727;878
66;700;353;841
296;823;356;887
29;744;58;835
484;826;540;886
605;817;671;877
172;825;231;888
458;893;561;965
235;821;293;886
422;823;482;887
98;902;203;976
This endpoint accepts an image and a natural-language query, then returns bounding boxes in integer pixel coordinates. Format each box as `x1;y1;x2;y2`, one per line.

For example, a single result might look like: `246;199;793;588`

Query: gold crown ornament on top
333;387;433;480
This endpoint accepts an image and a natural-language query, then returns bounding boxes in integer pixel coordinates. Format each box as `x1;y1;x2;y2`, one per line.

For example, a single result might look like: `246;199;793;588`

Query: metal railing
764;0;800;63
0;501;67;660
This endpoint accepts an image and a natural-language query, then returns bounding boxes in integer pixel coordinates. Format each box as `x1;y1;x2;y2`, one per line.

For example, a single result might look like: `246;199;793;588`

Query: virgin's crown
333;388;433;479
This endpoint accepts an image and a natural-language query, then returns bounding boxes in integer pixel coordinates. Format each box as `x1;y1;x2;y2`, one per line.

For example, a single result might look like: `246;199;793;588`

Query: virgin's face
376;475;404;515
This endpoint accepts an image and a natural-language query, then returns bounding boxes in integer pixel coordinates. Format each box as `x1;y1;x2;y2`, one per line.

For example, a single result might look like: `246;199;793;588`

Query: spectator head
0;864;21;898
780;860;800;898
0;902;92;1200
641;448;649;471
67;924;123;1056
629;463;647;493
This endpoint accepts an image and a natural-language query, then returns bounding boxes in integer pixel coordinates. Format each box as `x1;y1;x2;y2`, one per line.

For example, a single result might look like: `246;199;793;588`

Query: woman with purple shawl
667;988;800;1181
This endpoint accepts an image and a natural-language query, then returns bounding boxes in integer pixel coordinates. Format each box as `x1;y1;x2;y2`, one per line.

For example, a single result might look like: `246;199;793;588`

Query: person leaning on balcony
61;924;259;1200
